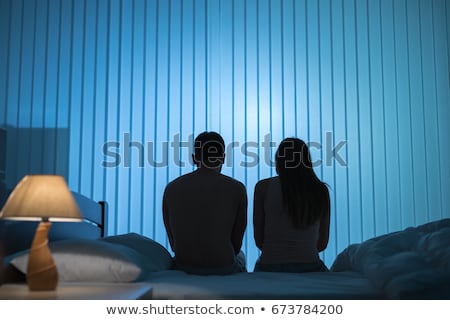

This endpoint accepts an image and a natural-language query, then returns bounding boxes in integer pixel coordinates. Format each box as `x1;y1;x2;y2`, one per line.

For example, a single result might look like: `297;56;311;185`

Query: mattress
143;270;383;300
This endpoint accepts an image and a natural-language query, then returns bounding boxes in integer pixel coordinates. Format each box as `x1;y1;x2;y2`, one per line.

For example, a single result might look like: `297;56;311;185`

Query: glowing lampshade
0;175;82;290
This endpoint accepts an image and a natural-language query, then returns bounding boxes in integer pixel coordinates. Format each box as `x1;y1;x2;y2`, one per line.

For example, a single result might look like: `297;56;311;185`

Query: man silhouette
163;131;247;275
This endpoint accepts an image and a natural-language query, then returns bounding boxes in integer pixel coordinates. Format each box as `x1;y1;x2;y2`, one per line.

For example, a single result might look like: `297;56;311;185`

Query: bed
137;218;450;299
1;185;449;299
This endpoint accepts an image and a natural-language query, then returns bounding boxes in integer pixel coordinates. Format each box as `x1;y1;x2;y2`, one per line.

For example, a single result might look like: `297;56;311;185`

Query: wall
1;0;449;268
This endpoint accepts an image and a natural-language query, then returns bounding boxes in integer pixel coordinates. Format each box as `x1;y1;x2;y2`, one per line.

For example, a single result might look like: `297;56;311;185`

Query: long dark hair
275;138;328;228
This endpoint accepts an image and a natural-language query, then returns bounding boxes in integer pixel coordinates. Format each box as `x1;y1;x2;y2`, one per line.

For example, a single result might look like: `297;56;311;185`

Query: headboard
0;189;107;257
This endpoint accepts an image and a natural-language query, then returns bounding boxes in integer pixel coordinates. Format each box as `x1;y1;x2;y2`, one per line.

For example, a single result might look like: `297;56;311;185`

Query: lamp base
27;221;58;291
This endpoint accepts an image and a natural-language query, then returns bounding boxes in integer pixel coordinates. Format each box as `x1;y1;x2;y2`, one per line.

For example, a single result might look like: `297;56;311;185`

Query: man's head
192;131;225;171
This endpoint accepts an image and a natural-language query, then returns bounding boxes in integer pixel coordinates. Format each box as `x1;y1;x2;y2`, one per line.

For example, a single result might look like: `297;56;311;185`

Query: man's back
163;168;247;270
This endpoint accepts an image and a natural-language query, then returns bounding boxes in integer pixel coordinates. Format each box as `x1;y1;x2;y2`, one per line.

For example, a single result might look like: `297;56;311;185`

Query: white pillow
100;233;173;272
10;239;144;282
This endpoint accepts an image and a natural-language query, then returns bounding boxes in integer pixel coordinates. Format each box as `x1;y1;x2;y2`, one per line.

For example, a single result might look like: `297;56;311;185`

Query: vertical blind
1;0;449;268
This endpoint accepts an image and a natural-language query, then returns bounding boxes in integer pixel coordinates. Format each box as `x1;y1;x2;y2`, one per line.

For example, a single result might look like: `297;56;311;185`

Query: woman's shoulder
317;180;330;196
255;177;278;191
256;176;277;185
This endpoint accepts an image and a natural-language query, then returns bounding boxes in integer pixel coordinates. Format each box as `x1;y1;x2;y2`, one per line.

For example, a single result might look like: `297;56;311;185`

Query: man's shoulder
219;174;246;192
165;171;246;194
165;172;195;190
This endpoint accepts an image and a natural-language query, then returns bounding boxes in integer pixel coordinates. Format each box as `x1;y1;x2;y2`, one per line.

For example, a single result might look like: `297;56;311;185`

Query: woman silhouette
253;137;330;273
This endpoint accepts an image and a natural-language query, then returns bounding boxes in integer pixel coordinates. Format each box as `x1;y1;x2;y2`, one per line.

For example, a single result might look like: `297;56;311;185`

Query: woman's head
275;137;313;175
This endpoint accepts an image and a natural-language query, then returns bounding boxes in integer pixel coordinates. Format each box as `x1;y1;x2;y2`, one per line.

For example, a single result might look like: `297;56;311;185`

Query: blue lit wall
1;0;449;268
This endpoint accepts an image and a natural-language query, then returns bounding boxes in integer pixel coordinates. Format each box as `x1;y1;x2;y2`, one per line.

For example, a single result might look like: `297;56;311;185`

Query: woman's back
259;177;320;264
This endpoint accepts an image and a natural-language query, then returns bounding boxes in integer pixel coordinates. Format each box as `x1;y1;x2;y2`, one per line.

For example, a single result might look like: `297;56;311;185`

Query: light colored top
253;177;330;264
163;168;247;269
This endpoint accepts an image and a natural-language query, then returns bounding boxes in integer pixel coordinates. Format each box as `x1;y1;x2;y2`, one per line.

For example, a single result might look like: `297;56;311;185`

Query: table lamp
0;175;82;291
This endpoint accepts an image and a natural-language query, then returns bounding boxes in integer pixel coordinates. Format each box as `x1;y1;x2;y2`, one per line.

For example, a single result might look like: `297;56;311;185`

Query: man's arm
317;186;330;252
253;179;268;251
231;184;248;255
162;187;175;251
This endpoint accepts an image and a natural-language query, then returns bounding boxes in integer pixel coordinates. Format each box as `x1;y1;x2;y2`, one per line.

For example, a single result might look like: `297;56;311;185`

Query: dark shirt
163;168;247;269
253;177;330;264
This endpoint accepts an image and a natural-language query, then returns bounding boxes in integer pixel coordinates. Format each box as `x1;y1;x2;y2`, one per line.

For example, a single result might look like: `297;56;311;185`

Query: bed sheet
142;270;383;300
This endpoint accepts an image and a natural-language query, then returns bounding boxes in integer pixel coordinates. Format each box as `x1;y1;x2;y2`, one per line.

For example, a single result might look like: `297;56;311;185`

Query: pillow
9;239;145;282
100;233;173;272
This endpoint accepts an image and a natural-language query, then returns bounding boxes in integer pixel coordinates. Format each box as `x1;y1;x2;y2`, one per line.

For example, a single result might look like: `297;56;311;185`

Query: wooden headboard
0;190;107;257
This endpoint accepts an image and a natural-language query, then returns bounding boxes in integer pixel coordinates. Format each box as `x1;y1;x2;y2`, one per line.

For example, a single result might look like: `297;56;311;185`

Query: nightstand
0;282;153;299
